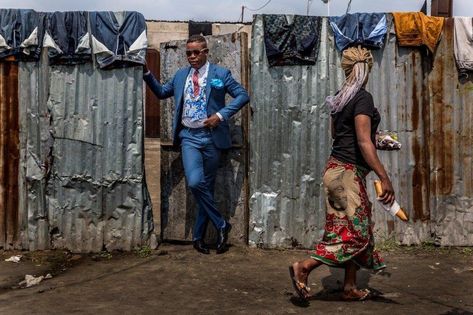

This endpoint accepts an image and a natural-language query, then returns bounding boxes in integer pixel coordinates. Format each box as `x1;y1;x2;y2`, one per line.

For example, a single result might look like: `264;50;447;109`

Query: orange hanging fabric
392;12;445;53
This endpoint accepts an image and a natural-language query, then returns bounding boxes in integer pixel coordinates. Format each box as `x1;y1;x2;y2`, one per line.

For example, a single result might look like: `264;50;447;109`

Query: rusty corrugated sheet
427;18;473;246
249;16;334;248
250;15;473;248
17;61;152;252
18;60;51;250
0;62;19;249
366;18;432;243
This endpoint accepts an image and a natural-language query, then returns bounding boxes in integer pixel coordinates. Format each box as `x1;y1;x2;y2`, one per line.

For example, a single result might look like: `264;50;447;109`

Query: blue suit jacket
144;63;250;149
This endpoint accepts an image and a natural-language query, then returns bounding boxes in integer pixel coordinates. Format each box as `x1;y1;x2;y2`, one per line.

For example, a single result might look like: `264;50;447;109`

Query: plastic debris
4;255;22;263
19;274;53;288
375;130;402;150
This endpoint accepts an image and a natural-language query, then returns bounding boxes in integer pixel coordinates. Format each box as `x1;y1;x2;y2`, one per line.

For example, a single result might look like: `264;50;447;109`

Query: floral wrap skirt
310;157;385;271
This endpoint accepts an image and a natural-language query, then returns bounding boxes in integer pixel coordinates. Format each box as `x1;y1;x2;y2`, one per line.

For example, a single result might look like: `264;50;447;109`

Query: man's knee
187;173;204;190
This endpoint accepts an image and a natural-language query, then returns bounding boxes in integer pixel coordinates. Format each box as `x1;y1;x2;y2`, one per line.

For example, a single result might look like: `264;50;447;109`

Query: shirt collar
193;61;209;74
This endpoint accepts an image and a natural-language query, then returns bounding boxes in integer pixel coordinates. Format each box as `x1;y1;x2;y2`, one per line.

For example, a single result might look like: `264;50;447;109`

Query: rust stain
447;16;473;197
411;52;431;221
430;19;454;196
0;64;5;245
411;54;419;131
0;61;19;247
459;80;473;196
412;137;430;221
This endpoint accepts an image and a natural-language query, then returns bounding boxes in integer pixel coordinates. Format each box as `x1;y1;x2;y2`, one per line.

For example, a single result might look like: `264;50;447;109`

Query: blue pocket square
210;78;224;89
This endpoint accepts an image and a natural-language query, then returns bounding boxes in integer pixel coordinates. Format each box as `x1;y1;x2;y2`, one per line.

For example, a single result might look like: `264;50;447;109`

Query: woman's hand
379;177;395;206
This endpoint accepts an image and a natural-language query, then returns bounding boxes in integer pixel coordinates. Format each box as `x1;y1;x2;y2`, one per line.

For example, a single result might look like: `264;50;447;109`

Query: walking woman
289;46;395;301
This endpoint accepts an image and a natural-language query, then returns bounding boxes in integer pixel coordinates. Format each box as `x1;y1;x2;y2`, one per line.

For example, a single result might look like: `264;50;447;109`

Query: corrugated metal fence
2;14;472;251
0;57;151;252
249;15;473;248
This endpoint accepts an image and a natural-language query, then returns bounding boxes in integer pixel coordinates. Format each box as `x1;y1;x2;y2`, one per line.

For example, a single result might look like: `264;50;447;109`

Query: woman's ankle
303;258;321;273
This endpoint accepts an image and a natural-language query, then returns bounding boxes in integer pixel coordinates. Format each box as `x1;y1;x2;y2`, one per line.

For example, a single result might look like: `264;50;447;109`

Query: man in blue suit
143;35;250;254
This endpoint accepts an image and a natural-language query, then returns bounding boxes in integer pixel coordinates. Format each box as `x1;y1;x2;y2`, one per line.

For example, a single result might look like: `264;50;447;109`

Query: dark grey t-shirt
330;88;380;170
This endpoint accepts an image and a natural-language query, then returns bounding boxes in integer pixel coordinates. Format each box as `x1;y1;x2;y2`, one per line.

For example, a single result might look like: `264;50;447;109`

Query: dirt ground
0;245;472;315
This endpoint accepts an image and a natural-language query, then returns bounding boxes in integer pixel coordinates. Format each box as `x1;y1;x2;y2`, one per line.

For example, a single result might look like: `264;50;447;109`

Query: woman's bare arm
354;114;395;205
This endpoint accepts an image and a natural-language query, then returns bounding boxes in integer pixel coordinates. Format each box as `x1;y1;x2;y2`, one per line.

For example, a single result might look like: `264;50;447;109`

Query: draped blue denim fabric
329;13;387;51
0;9;45;60
45;11;91;64
89;11;147;69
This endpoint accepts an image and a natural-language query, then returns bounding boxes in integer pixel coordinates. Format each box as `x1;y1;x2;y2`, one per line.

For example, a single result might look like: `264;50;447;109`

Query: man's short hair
187;35;207;47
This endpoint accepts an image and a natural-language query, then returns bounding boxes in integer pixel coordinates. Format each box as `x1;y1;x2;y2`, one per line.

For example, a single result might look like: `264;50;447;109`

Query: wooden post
239;32;250;245
431;0;453;17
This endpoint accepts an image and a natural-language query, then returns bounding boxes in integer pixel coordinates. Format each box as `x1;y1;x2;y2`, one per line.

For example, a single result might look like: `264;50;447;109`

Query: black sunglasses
185;48;208;57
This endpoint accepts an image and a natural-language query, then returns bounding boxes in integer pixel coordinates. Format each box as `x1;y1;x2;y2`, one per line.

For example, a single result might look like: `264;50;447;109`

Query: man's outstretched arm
143;65;175;99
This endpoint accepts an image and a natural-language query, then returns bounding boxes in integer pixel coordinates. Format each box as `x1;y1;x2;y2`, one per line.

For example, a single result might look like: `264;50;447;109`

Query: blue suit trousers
179;127;226;240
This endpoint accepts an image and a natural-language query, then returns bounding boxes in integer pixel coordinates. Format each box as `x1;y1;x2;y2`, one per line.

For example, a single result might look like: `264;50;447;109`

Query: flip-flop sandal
341;288;370;301
288;266;310;300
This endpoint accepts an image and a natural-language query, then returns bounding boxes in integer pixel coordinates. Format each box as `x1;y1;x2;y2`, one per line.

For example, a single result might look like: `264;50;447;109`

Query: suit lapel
205;63;215;102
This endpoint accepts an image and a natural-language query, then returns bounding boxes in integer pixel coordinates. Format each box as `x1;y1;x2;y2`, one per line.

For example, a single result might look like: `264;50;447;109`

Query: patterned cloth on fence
329;13;388;51
0;9;45;60
89;11;147;69
454;17;473;80
310;157;386;271
392;12;444;53
263;15;322;67
44;11;91;64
